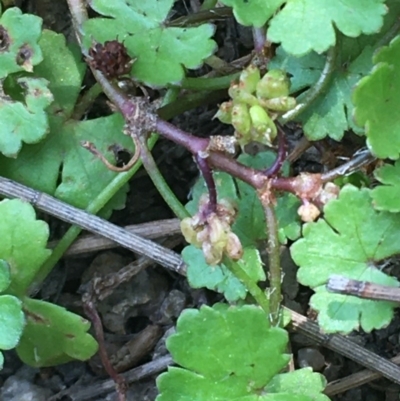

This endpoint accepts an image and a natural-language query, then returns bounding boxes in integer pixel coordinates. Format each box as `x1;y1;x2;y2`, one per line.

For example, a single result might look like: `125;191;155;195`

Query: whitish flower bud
263;96;296;112
256;69;290;100
214;101;233;124
317;182;340;206
298;203;320;223
203;241;223;266
239;65;260;94
180;217;201;247
232;103;251;136
225;232;243;261
208;214;228;248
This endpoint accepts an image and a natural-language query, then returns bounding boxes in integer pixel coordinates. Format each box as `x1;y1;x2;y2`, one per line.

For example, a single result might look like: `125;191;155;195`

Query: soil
0;1;399;401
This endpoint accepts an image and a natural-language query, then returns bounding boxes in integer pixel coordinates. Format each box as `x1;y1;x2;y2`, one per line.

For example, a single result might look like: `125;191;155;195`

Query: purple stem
155;118;209;154
83;300;127;401
264;125;287;177
196;154;217;214
252;26;267;54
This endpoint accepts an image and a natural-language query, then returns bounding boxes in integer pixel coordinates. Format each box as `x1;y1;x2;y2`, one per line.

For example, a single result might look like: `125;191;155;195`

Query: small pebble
297;347;325;372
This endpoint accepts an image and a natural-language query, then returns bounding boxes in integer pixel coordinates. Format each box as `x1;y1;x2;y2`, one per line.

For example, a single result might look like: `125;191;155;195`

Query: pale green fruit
231;103;251;136
263;96;296;112
214;101;233;124
229;84;259;106
239;64;260;94
256;69;290;99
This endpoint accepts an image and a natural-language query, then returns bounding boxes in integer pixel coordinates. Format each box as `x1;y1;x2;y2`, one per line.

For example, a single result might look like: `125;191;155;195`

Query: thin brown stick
287;308;400;385
327;275;400;303
49;355;173;401
50;219;181;257
81;138;141;172
325;353;400;396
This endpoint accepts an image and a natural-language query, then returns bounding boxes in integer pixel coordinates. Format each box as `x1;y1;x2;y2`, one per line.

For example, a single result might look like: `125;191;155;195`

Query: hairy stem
138;133;189;220
260;198;282;326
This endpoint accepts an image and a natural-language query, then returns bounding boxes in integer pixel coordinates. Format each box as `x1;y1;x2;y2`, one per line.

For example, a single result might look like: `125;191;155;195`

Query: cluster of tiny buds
180;194;243;265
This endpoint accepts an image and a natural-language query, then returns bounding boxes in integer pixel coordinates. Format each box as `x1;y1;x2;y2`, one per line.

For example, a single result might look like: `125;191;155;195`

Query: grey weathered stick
52;219;181;257
288;308;400;386
0;177;186;275
49;355;174;401
327;274;400;303
325;353;400;396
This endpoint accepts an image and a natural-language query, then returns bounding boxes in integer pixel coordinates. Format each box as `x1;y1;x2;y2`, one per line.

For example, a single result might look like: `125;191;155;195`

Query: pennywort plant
0;0;400;399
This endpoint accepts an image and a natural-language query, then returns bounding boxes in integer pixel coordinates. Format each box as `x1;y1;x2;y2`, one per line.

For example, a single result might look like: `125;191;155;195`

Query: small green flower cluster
215;66;296;147
181;195;243;266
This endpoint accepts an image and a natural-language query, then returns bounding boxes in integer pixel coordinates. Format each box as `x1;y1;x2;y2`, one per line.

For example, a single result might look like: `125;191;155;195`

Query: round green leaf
0;199;51;296
291;185;400;333
268;0;387;56
158;304;292;401
0;295;25;350
16;298;98;367
353;35;400;159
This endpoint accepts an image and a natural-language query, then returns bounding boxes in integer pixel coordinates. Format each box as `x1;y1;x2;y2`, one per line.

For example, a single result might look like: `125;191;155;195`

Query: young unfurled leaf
0;199;51;297
16;298;98;367
0;7;43;78
291;185;400;333
370;160;400;212
0;30;134;215
83;0;216;87
157;304;329;401
353;35;400;159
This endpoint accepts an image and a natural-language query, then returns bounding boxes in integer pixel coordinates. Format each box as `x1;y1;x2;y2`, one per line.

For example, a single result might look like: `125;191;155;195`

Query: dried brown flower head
87;40;134;79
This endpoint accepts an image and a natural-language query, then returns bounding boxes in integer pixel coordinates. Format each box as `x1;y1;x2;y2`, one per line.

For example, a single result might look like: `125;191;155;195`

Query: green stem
30;89;179;294
279;43;338;124
168;7;231;27
139;134;190;220
200;0;218;10
158;89;227;120
72;82;103;120
181;73;239;91
223;257;270;315
261;200;282;326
